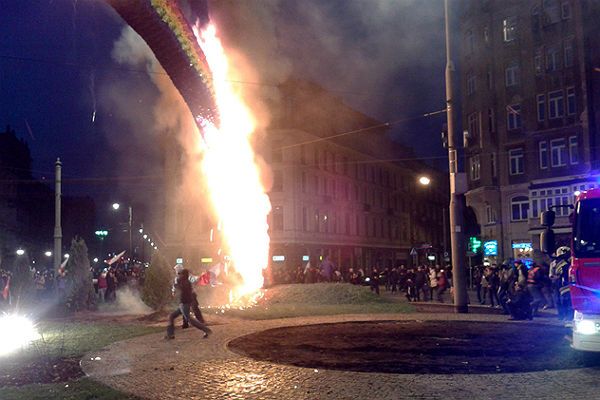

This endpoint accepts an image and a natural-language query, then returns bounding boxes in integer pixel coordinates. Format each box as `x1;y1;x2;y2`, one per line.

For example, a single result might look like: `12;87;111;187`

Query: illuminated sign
302;255;310;261
468;237;482;253
95;230;108;237
176;257;183;264
483;240;498;256
427;255;436;261
272;255;285;262
200;257;213;263
512;242;532;250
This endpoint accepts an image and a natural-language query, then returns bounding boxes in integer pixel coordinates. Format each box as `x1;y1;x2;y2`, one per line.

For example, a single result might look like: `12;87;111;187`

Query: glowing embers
193;23;271;302
0;314;40;356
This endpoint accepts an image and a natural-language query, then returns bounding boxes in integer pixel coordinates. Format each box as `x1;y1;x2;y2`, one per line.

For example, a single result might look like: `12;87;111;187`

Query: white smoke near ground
97;286;153;316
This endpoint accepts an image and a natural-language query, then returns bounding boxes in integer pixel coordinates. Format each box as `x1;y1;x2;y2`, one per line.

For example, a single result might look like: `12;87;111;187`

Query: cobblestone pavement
82;313;599;400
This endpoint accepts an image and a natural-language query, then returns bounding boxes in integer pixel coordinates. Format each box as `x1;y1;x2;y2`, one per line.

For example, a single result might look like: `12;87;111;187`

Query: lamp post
444;0;468;313
112;203;133;262
417;176;449;266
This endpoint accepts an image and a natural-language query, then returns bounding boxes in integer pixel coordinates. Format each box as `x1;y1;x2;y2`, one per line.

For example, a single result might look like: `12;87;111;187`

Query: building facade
163;80;449;274
460;0;600;264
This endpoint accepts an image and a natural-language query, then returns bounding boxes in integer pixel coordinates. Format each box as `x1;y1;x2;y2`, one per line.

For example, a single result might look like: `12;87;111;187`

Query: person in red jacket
97;270;108;303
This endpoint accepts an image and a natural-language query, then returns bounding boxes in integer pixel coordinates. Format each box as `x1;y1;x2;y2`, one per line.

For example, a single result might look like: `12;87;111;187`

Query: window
531;187;571;218
486;204;496;223
271;140;283;162
467;74;476;95
467;112;479;139
567;87;576;115
511;196;529;221
483;26;490;43
543;0;561;24
302;208;308;231
564;40;574;67
465;30;474;54
537;94;546;121
548;90;564;119
547;47;561;71
507;104;521;130
539;141;548;169
534;48;544;74
272;170;283;192
561;1;571;19
301;172;307;193
491;152;497;178
503;17;517;42
505;63;520;86
272;206;283;231
487;68;493;89
509;148;524;175
487;108;495;132
569;136;579;164
551;138;567;167
469;155;481;181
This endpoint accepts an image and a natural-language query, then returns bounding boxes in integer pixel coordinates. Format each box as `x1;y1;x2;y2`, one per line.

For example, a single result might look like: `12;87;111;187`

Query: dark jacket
176;276;194;304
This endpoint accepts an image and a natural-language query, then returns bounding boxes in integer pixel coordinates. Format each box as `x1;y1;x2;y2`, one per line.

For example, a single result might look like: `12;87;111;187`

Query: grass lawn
219;283;414;319
0;321;161;400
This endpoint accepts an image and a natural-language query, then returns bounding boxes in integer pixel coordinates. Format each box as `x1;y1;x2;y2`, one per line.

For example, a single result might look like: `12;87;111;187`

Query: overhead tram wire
278;107;448;151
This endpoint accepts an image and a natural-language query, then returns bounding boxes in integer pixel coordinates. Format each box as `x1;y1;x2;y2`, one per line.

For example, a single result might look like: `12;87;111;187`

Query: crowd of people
472;246;573;321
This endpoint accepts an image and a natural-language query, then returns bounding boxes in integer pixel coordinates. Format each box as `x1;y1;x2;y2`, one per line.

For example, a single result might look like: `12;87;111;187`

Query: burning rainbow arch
107;0;272;302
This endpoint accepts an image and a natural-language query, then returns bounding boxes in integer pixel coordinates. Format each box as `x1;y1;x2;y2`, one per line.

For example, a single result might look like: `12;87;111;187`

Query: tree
11;254;34;308
141;253;172;311
63;237;95;312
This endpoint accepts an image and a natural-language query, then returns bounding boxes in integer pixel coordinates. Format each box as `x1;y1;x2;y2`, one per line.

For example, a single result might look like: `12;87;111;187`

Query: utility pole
53;158;62;271
128;205;133;262
444;0;468;313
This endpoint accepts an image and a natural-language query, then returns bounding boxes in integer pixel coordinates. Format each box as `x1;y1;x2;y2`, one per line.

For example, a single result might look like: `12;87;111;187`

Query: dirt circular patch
229;320;600;374
0;356;84;386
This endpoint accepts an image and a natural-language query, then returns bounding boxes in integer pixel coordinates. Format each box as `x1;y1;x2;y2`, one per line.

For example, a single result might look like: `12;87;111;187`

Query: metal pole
445;0;468;313
442;207;448;265
53;158;62;271
128;205;133;263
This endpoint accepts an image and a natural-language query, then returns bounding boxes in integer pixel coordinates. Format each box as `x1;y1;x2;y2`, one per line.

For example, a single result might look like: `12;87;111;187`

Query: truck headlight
575;320;597;335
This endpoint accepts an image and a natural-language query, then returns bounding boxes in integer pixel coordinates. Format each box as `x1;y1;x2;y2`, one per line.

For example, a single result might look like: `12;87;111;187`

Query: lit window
551;139;567;167
511;196;529;221
509;148;524;175
507;104;522;130
539;141;548;169
569;136;579;164
503;17;517;42
468;112;479;139
548;90;564;119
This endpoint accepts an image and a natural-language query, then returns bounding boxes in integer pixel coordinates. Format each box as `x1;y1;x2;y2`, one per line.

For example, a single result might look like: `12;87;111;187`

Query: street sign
468;236;482;253
95;230;108;238
410;248;418;256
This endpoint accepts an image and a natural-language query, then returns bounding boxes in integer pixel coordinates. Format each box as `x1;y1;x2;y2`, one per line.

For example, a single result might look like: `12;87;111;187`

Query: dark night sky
0;0;448;204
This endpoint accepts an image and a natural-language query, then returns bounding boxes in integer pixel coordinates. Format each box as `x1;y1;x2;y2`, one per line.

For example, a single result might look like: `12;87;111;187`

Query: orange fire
193;23;271;301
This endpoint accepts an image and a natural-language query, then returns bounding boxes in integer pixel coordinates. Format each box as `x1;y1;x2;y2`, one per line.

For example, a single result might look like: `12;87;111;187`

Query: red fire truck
542;188;600;351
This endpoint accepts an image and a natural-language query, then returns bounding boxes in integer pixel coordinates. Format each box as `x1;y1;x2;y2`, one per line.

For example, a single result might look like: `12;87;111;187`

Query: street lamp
16;249;25;256
418;176;431;186
112;203;120;211
64;253;70;259
417;176;449;267
44;251;52;257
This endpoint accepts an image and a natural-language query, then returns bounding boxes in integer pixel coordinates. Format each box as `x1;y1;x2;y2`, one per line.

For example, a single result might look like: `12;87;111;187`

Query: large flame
193;23;271;301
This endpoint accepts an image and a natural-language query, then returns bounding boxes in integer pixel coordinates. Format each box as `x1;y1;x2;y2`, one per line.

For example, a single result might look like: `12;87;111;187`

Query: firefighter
550;246;573;321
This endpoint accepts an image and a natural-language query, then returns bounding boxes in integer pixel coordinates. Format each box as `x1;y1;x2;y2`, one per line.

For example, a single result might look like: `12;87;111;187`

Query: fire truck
541;188;600;351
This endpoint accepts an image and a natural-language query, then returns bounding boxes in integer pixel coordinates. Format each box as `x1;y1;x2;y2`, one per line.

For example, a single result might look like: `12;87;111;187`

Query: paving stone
81;313;597;399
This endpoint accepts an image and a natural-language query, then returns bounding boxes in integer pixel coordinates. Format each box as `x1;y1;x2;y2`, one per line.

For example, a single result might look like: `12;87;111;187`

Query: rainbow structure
107;0;219;126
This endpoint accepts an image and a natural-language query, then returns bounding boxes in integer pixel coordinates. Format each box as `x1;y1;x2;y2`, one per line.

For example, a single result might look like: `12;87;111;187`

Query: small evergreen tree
11;254;34;308
63;237;96;312
141;253;172;311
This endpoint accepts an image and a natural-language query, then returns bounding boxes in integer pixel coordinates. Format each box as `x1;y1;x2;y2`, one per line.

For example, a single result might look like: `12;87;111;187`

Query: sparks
0;314;40;356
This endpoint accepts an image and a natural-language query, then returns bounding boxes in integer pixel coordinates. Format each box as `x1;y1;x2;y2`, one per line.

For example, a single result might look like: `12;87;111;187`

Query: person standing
436;269;448;302
97;269;108;303
527;262;546;317
428;267;438;301
166;269;212;339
